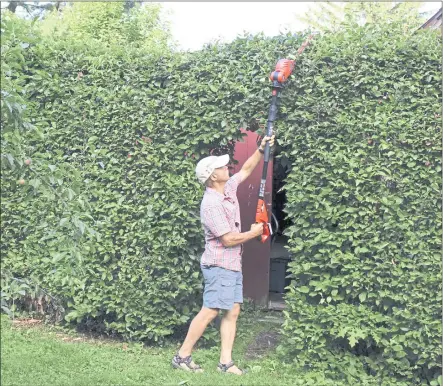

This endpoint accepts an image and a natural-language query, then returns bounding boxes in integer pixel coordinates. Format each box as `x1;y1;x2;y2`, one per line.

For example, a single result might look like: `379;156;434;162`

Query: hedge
1;20;305;340
278;22;442;385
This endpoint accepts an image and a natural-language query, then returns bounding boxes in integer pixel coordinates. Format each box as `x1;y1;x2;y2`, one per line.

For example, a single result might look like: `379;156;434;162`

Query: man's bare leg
178;306;219;359
219;303;243;375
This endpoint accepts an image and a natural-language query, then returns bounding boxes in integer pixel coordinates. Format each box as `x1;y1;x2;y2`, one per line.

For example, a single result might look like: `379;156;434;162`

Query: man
172;134;275;376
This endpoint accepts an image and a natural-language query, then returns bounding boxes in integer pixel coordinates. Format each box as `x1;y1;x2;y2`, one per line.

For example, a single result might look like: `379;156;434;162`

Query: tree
296;1;425;34
39;2;173;54
1;11;99;320
1;1;66;18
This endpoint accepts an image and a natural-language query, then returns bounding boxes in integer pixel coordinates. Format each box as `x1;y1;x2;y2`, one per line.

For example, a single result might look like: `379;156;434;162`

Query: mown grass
1;312;364;386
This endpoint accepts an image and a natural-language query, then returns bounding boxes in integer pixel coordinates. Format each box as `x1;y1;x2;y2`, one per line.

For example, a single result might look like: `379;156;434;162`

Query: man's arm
220;223;263;247
238;135;275;182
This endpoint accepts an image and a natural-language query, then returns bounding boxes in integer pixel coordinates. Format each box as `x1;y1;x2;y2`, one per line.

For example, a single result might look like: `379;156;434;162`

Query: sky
160;1;442;51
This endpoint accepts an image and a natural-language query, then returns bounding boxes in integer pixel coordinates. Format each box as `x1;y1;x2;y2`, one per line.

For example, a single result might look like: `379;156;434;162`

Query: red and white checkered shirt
200;173;243;272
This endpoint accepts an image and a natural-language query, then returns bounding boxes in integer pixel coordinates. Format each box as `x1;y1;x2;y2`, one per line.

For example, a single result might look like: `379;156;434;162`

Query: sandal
217;360;247;375
171;353;203;373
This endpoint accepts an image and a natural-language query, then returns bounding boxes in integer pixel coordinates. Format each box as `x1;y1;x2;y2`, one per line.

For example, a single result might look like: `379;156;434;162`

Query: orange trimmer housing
269;59;295;84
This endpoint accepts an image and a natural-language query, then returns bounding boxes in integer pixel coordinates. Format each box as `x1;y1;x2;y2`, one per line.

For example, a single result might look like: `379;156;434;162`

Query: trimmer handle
256;198;272;243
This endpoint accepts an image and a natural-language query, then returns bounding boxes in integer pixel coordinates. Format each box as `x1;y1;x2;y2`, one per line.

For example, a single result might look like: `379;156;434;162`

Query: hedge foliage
1;11;303;341
1;4;441;385
278;21;442;386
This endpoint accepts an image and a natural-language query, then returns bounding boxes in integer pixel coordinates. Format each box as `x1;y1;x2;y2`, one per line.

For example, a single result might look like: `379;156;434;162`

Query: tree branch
5;1;57;14
7;1;20;13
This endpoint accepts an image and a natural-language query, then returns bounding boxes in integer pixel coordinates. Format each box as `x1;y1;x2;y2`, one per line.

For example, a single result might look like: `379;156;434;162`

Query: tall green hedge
278;24;442;385
1;8;441;385
1;25;305;340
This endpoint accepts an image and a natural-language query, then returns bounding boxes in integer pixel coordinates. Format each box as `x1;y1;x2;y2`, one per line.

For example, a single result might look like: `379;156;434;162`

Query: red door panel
231;128;272;307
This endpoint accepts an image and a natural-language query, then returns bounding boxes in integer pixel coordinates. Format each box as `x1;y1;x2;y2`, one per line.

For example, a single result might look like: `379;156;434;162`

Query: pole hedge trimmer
255;34;315;243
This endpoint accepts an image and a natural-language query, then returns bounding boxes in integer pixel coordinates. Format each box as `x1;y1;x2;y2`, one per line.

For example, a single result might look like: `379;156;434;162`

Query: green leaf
59;218;69;226
348;335;357;348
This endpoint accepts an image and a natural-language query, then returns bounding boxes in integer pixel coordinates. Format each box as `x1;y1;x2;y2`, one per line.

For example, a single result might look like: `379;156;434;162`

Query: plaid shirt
200;173;243;272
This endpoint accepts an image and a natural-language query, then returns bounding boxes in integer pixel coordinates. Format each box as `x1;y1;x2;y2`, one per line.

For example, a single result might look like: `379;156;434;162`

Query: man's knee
201;306;219;322
225;303;241;319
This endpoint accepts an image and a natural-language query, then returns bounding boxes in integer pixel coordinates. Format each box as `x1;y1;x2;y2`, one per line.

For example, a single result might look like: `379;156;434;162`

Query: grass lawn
1;311;356;386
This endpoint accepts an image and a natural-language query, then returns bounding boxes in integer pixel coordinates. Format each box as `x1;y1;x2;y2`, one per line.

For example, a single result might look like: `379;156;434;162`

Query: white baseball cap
195;154;230;184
